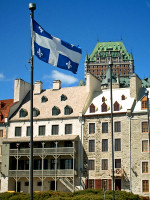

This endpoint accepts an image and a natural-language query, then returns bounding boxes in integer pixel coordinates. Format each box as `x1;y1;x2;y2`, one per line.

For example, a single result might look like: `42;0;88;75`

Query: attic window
102;96;105;102
141;96;147;110
90;103;95;113
61;94;67;101
114;101;119;111
101;103;107;112
33;108;39;117
52;106;60;116
41;96;48;103
19;109;27;118
64;105;73;115
121;95;125;100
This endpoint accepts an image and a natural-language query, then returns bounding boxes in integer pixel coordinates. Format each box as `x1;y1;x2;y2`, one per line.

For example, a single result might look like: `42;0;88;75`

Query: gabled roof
0;99;14;123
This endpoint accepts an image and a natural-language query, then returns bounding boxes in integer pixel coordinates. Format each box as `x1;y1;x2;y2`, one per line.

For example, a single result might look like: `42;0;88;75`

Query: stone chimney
53;80;61;90
130;73;142;100
14;79;30;103
34;81;43;94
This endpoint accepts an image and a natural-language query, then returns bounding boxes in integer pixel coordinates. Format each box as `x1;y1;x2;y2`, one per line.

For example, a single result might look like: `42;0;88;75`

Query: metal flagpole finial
29;3;36;11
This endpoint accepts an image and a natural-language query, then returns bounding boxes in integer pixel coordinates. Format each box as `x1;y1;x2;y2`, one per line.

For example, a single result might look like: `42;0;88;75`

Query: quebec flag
32;19;82;74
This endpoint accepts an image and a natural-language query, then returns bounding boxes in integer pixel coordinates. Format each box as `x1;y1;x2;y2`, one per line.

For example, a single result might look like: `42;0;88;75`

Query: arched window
33;108;39;117
114;101;119;111
121;95;125;100
61;94;67;101
19;109;27;118
41;96;48;103
90;103;95;113
64;105;73;115
101;103;107;112
52;106;60;116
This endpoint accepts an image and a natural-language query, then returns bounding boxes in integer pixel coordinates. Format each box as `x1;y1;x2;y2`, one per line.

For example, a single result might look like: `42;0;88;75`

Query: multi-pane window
26;126;30;136
114;121;121;132
89;123;95;134
88;160;95;170
102;139;108;152
101;103;107;112
141;97;147;110
90;104;95;113
114;101;119;111
102;122;108;133
142;140;148;152
65;124;72;134
142;180;149;192
115;139;121;151
19;109;26;118
39;126;45;136
89;140;95;152
15;127;21;137
102;179;108;190
142;162;148;173
102;159;108;170
142;122;148;133
52;125;59;135
88;179;94;189
115;159;121;168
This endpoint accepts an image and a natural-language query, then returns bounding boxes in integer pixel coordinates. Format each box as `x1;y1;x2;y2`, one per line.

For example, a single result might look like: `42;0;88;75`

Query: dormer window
102;96;105;102
121;95;125;100
64;105;73;115
41;96;48;103
101;102;107;112
141;96;147;110
61;94;67;101
52;106;60;116
33;108;39;117
114;101;119;111
90;103;95;113
19;109;27;118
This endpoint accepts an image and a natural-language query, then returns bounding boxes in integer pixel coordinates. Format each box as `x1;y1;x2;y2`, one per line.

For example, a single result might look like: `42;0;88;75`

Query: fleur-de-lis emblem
37;48;43;58
66;61;72;69
39;26;43;33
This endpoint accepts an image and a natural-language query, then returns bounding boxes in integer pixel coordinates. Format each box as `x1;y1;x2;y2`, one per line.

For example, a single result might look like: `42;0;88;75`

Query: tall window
142;122;148;133
15;127;21;137
114;121;121;132
114;101;119;111
89;140;95;152
89;123;95;134
88;160;95;170
102;159;108;170
52;125;59;135
102;122;108;133
115;139;121;151
142;180;149;192
142;140;148;152
39;126;45;136
142;162;148;173
102;139;108;152
26;126;30;136
115;159;121;168
88;179;94;189
141;96;147;110
90;103;95;113
65;124;72;134
102;179;108;190
101;102;107;112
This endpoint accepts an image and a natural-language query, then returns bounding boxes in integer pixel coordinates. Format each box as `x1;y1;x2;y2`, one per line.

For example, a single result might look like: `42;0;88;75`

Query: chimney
34;81;43;94
53;80;61;90
130;73;141;100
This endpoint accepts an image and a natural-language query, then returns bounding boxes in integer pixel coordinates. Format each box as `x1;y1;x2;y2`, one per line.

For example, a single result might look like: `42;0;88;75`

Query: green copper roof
142;78;150;88
88;41;132;62
101;68;117;85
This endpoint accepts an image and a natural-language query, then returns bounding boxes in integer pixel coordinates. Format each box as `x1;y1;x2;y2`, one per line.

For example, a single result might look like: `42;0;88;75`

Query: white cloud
0;73;5;80
43;70;78;85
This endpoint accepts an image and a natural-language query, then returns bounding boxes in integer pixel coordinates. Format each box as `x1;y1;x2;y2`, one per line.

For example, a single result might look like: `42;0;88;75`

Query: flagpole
29;3;36;200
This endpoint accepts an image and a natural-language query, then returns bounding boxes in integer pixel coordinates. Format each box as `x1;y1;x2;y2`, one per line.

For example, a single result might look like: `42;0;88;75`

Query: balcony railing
9;147;74;156
9;169;77;177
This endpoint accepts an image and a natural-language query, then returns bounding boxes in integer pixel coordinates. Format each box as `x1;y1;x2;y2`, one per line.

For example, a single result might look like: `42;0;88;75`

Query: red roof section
0;99;14;123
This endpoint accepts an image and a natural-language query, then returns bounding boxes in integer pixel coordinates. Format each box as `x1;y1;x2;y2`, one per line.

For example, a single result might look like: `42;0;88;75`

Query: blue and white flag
32;19;82;74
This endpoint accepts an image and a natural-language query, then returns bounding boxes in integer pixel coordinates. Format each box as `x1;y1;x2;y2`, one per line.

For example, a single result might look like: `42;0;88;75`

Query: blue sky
1;0;150;100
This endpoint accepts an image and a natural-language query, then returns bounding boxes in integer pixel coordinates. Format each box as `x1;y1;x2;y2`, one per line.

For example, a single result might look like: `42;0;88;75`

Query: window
114;101;119;111
101;102;107;112
142;140;148;152
64;105;73;115
61;94;67;101
90;103;95;113
89;123;95;134
52;125;59;135
25;182;29;186
114;121;121;132
89;140;95;152
88;179;94;189
26;126;30;136
115;139;121;151
102;122;108;133
142;180;149;192
121;95;125;100
64;141;72;147
89;160;95;170
141;96;147;110
0;130;3;137
52;106;60;116
115;159;121;168
102;179;108;190
34;159;42;170
33;108;39;117
37;182;42;186
50;159;55;169
142;122;148;133
19;109;27;118
102;159;108;170
142;162;148;173
102;139;108;152
65;124;72;134
39;126;45;136
15;127;21;137
102;96;105;102
41;96;48;103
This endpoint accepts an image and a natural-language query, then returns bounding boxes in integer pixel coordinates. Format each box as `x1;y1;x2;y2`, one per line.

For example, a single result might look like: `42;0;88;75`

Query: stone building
83;72;150;197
